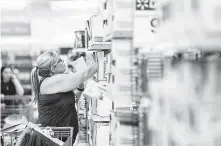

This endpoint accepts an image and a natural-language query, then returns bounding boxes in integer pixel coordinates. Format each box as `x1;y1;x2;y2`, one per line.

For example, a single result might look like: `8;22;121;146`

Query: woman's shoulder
39;72;79;94
39;73;69;84
39;91;75;103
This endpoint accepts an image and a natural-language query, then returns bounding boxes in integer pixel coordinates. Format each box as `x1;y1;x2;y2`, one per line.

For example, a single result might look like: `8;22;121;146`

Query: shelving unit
79;1;143;146
88;42;111;51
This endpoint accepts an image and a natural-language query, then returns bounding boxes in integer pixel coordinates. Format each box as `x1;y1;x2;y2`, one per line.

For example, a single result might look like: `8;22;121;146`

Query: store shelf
72;48;87;53
89;114;110;122
88;42;111;51
104;30;133;42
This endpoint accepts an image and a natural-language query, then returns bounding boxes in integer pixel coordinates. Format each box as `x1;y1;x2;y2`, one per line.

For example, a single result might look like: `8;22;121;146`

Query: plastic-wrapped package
97;97;112;117
93;123;109;146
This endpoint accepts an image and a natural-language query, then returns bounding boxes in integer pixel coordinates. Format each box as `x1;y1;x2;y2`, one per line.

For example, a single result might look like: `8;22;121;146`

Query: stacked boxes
88;120;109;146
86;98;110;146
96;97;112;117
112;0;133;36
104;0;134;41
77;95;87;143
88;96;112;117
104;0;113;38
90;15;104;41
87;14;112;51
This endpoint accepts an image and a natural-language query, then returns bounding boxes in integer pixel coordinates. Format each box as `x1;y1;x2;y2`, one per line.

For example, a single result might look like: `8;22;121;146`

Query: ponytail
31;67;40;102
30;51;58;102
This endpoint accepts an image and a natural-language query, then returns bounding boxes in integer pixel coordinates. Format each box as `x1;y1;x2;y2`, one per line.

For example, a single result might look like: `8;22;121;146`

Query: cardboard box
94;124;109;146
97;97;112;117
91;15;104;39
113;0;134;31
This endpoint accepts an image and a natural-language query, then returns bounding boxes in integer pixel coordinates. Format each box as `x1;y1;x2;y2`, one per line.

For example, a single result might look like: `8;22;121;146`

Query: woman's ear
50;66;56;73
38;69;51;77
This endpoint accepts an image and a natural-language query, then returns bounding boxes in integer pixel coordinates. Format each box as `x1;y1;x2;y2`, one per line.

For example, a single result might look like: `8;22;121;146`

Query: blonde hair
31;51;59;102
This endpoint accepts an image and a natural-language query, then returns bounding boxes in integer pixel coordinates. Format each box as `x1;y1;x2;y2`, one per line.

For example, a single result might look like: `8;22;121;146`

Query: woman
1;65;24;103
30;51;98;143
1;65;24;128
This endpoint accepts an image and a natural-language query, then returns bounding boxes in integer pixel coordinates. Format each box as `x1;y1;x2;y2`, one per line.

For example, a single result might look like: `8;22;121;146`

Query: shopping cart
41;127;73;145
1;95;34;129
1;123;73;146
1;124;23;146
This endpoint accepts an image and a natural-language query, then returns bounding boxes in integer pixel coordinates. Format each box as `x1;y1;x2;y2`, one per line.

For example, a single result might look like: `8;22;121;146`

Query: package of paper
96;125;109;146
83;79;102;99
97;97;112;117
72;57;88;73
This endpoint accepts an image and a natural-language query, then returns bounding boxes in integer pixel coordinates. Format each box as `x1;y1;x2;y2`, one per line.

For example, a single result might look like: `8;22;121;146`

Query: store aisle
2;0;221;146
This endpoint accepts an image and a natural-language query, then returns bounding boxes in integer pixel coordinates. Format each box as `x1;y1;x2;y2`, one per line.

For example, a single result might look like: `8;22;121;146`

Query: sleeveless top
1;80;16;95
37;77;78;128
1;80;17;105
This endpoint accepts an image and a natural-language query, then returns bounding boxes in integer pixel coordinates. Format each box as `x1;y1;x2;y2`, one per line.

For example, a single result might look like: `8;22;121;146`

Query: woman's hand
11;74;20;83
11;74;16;80
0;94;5;100
78;83;84;90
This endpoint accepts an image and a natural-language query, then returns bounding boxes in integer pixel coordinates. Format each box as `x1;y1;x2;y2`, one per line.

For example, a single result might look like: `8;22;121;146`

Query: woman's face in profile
52;57;66;74
2;68;12;82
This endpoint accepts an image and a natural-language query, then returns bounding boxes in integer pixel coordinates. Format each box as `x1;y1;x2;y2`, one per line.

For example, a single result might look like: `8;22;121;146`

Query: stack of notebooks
78;95;87;143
